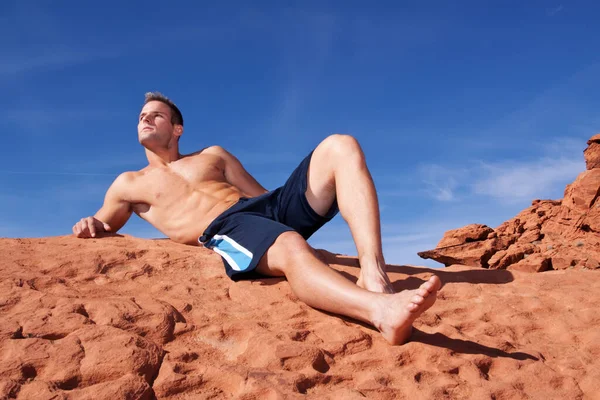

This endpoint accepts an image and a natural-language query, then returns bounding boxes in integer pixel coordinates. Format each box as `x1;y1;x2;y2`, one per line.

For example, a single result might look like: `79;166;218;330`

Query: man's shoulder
185;147;208;157
182;146;227;158
110;170;142;191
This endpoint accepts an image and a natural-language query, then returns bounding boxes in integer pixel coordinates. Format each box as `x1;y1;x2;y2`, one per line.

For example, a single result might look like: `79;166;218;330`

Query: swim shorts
199;151;339;280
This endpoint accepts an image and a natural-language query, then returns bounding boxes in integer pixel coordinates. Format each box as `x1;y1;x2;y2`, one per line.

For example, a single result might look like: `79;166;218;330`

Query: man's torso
122;151;246;245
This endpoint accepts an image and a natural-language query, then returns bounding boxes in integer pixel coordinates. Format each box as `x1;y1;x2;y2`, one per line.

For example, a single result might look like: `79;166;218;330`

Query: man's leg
305;134;392;293
256;232;441;345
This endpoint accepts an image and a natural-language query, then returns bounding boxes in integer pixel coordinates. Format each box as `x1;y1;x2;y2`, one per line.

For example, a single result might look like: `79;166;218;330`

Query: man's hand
72;217;111;238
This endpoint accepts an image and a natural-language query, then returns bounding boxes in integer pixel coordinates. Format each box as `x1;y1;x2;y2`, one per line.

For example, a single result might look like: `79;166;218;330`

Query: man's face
138;101;177;147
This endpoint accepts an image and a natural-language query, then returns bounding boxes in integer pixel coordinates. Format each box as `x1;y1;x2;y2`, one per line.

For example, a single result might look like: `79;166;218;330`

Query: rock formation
419;134;600;273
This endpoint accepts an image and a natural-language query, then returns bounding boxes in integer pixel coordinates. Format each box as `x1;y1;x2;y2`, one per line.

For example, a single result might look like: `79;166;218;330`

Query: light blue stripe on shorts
208;234;253;272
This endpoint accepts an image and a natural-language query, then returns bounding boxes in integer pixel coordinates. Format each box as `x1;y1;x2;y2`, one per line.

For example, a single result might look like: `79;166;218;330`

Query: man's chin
139;135;157;146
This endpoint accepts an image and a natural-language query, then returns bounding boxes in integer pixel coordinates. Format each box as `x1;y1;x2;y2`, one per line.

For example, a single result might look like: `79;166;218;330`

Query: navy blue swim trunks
199;151;339;280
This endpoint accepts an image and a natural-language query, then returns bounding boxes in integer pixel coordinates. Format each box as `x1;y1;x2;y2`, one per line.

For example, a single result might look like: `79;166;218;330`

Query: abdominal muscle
133;180;246;245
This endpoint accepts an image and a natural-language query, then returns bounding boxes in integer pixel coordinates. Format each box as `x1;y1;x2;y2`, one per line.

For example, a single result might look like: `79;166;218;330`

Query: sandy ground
1;235;599;399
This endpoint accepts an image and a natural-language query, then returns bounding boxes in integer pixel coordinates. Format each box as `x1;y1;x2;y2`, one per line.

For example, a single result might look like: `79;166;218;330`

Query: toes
411;294;425;305
429;275;442;290
420;281;435;293
416;288;429;298
420;276;442;293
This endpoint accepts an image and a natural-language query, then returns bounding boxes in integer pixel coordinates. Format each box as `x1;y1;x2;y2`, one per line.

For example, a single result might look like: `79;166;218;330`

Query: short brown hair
144;92;184;126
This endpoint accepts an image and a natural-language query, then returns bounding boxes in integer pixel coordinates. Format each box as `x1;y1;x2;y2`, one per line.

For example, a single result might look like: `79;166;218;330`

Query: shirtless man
72;92;441;345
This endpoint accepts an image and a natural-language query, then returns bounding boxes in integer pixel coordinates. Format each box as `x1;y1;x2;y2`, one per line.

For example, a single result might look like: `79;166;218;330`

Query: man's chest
169;156;225;183
132;156;226;203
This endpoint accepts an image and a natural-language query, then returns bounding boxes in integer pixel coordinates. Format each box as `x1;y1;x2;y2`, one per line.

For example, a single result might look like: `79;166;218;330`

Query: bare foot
357;268;394;294
372;275;442;345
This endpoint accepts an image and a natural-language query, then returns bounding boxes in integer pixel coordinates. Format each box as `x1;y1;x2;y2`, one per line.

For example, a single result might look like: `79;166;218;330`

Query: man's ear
174;125;183;137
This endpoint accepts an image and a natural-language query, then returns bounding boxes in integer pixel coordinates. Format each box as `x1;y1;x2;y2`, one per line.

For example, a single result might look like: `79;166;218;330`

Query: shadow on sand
316;251;514;289
412;328;538;360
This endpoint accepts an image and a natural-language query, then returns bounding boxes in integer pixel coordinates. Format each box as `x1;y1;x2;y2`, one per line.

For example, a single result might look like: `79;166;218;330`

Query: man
72;92;441;345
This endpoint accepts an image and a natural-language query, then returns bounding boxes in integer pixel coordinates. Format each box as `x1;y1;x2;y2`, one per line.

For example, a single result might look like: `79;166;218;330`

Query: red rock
562;169;600;213
495;218;525;236
0;335;84;387
579;207;600;234
584;143;600;170
68;374;153;400
585;133;600;170
436;224;494;248
74;325;164;386
419;134;600;272
487;249;507;269
0;380;19;399
13;381;66;400
587;133;600;145
488;244;538;270
418;238;505;268
518;228;542;244
83;297;184;345
508;254;552;273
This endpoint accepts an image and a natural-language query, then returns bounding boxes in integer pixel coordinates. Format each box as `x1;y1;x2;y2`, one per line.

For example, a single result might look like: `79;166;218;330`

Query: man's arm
206;146;269;197
72;173;134;238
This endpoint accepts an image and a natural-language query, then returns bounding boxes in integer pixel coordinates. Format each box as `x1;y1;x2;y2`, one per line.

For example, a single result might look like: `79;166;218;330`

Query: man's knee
322;134;365;163
265;231;313;274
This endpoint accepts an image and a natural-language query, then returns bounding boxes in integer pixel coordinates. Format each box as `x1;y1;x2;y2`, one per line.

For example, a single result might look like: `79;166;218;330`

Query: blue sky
1;1;599;267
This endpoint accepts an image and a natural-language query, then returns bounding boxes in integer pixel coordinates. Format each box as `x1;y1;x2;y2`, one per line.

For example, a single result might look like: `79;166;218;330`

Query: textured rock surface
584;133;600;170
436;224;494;248
1;236;600;399
419;134;600;272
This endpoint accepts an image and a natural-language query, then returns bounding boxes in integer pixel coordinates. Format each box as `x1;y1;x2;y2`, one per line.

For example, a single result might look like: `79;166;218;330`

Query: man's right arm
72;173;135;238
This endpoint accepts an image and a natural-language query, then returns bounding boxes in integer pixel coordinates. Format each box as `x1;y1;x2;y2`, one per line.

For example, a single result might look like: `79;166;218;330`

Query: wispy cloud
378;136;586;205
419;164;466;202
471;156;584;203
547;5;564;16
376;165;462;203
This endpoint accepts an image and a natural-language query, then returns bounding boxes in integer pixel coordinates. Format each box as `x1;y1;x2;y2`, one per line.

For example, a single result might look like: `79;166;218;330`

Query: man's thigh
275;151;339;239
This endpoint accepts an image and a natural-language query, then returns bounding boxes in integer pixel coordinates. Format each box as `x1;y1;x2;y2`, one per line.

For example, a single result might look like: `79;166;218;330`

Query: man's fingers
80;223;89;237
86;217;96;237
76;219;89;238
73;217;106;238
74;225;86;237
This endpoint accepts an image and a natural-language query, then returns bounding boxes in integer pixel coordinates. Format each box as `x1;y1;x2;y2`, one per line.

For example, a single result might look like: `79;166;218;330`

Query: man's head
138;92;184;150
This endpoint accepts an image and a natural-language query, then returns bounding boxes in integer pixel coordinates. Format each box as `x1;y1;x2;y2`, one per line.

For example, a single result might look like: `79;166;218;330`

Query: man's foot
357;266;395;294
372;276;442;345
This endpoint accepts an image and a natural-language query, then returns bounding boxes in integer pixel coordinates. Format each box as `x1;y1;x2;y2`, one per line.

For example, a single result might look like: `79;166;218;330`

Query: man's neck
145;147;181;166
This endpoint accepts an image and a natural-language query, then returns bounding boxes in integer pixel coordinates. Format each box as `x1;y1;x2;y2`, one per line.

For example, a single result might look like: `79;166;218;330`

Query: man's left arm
208;146;269;197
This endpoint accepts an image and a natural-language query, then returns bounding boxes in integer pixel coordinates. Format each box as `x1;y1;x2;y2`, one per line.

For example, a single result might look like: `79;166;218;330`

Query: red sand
1;235;599;399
